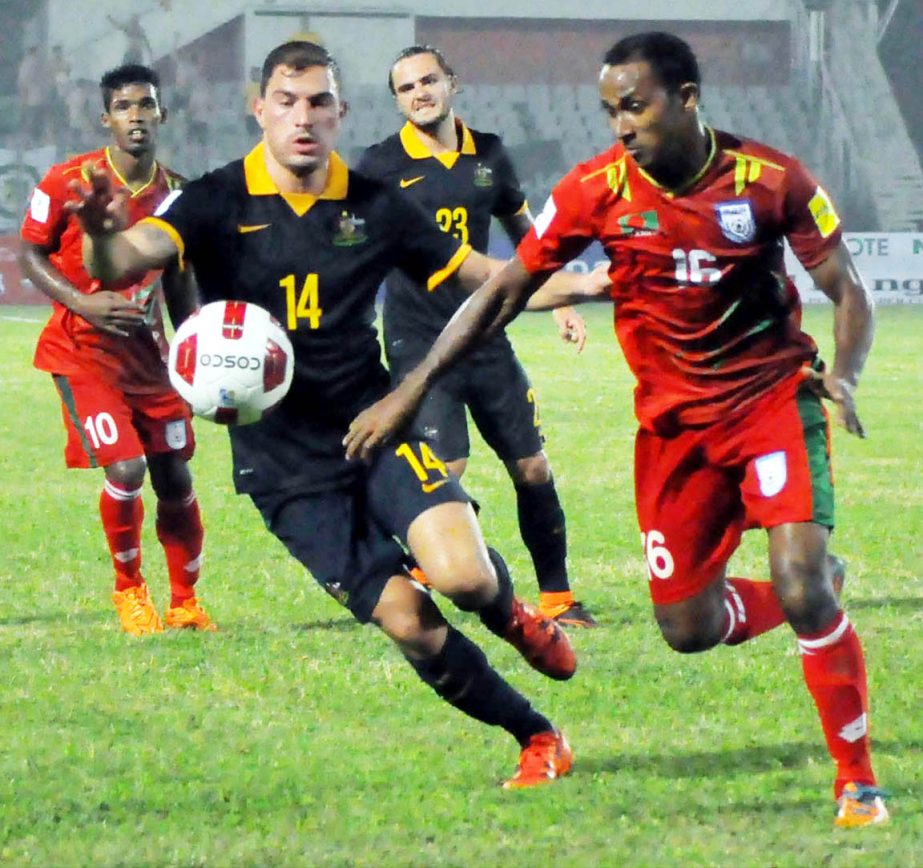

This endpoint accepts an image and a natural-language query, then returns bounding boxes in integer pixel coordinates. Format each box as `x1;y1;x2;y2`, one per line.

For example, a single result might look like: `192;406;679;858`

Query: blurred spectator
17;46;49;144
49;45;72;140
107;13;153;65
243;65;260;139
65;78;101;153
185;56;211;173
172;39;196;113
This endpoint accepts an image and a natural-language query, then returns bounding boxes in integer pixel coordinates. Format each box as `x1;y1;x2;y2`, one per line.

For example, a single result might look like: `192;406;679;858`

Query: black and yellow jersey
356;119;526;344
144;143;470;494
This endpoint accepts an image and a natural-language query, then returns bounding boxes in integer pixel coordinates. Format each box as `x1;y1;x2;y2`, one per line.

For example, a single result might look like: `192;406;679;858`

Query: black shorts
388;337;544;463
250;437;471;623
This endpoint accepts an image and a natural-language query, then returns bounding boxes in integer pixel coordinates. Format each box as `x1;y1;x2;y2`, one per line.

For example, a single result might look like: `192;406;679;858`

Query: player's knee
438;567;496;611
105;457;147;490
373;583;446;655
654;609;723;654
148;454;193;500
772;557;837;629
507;452;552;487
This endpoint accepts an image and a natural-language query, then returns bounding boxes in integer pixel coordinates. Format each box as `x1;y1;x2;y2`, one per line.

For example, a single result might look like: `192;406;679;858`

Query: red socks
798;611;876;796
719;578;876;796
721;579;787;645
156;493;204;607
100;480;144;590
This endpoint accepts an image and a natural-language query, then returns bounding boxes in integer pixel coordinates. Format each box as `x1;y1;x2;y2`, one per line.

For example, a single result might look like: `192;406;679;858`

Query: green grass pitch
0;303;920;866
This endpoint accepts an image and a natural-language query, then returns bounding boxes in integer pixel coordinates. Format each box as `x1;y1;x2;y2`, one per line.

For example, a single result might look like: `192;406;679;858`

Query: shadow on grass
0;611;104;627
845;597;923;612
581;742;818;778
582;738;923;782
293;617;358;632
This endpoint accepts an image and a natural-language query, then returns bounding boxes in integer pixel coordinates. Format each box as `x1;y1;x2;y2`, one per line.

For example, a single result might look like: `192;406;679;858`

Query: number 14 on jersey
281;273;323;330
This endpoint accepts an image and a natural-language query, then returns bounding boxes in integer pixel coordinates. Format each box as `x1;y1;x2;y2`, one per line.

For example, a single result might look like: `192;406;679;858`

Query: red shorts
634;374;834;606
52;374;195;469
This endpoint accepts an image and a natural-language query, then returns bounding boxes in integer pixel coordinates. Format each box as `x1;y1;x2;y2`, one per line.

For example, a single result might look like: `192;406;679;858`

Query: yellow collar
637;126;717;198
399;119;476;169
244;142;349;216
105;146;158;197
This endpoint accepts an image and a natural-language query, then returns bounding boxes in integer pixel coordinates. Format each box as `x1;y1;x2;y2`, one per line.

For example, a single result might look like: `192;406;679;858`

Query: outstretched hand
64;164;130;237
552;306;587;353
343;383;422;462
802;366;866;438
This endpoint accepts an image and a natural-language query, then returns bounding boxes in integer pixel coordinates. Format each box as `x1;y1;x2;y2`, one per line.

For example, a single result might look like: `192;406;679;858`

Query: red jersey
22;147;184;394
517;128;842;432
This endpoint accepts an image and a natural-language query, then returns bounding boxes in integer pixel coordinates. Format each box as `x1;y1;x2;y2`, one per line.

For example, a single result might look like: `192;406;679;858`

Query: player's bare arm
19;241;145;337
345;257;541;461
499;209;590;352
68;166;178;282
805;241;875;438
161;257;200;329
455;250;608;313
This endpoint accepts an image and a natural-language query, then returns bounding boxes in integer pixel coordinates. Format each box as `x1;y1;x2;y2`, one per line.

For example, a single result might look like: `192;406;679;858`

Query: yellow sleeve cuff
140;216;186;270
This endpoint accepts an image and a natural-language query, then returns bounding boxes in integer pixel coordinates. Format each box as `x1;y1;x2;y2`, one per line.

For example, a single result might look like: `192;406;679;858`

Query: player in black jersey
357;46;598;628
70;41;601;788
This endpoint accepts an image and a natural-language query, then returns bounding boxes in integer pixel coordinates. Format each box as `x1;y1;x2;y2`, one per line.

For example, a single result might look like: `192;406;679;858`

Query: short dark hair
260;41;341;96
99;64;161;111
388;45;455;94
603;32;701;94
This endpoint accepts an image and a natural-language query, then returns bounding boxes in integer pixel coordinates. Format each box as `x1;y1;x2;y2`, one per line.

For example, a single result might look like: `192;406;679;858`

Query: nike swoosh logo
400;176;425;188
422;478;449;494
237;223;271;234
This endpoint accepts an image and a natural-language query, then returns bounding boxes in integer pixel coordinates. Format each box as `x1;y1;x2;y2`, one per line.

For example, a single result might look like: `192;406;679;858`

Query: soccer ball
168;301;294;425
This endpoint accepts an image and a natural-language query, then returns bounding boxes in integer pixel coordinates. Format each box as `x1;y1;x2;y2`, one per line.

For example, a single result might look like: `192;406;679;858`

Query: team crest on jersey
616;210;659;237
716;200;756;243
473;163;493;188
332;211;367;247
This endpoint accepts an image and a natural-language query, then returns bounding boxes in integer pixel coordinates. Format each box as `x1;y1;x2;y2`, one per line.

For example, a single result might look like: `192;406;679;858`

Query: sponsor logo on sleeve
533;196;557;239
715;199;756;243
808;186;840;239
30;187;50;223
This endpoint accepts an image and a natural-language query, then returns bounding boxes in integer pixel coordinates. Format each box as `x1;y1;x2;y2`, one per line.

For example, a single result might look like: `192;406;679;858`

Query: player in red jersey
345;32;888;826
20;64;215;636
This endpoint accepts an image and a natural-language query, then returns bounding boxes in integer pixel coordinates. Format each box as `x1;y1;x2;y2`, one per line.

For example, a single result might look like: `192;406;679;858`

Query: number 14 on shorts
396;442;449;493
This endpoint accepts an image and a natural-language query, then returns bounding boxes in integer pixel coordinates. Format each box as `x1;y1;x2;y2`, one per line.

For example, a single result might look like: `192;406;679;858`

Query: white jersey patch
30;188;51;223
533;195;557;239
755;450;787;497
154;189;182;217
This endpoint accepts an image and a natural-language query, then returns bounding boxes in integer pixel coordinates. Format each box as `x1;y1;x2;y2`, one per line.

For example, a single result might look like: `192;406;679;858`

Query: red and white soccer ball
168;301;294;425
